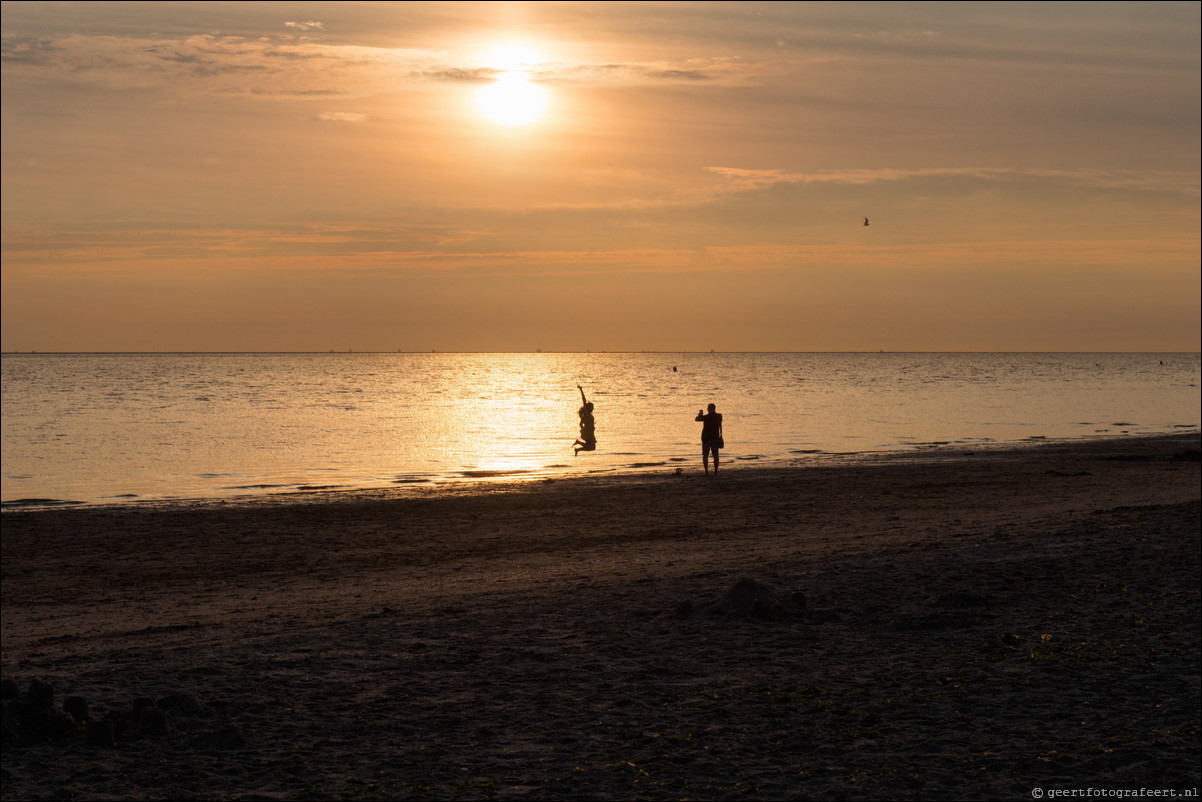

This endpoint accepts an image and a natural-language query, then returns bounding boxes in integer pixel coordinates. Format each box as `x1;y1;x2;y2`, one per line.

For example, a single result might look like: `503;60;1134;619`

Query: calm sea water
2;352;1199;507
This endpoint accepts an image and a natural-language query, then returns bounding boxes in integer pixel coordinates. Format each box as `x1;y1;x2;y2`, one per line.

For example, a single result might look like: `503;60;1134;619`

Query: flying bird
863;217;870;226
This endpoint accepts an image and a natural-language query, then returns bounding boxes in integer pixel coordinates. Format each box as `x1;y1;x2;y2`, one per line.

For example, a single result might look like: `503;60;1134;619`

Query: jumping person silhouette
573;385;596;456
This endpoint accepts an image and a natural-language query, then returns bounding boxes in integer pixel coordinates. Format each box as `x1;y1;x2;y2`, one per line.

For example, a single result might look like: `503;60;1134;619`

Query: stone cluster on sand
1;677;213;748
676;577;813;621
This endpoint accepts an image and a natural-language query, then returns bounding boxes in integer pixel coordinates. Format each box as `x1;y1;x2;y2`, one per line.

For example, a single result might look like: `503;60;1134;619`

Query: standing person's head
707;403;716;412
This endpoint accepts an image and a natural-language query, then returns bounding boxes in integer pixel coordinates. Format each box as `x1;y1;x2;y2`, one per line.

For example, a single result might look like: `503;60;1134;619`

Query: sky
2;1;1199;353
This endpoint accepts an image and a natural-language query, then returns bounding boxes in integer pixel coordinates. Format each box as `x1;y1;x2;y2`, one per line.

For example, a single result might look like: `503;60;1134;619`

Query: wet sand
2;434;1199;800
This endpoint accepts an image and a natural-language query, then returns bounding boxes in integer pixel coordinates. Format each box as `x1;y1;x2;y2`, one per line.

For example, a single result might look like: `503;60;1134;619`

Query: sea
2;352;1199;508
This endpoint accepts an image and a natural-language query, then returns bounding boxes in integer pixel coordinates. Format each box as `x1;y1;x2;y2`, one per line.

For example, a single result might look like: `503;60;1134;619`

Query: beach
2;433;1199;800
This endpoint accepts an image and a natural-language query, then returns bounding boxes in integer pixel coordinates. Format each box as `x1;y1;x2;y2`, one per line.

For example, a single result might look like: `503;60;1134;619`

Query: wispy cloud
5;215;1195;280
0;31;443;96
0;26;786;100
315;111;368;123
0;35;57;62
540;55;784;86
706;166;1201;197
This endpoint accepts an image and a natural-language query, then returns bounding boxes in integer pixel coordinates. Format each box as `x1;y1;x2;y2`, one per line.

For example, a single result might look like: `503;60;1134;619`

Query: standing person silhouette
696;403;723;475
573;385;596;456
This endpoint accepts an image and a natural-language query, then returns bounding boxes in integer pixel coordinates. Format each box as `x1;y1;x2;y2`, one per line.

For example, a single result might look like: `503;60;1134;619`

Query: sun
472;42;549;127
474;73;548;126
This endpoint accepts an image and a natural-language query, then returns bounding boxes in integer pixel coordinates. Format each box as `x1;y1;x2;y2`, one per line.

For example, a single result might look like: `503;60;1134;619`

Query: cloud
417;67;499;84
316;111;368;123
0;36;58;63
705;166;1201;197
0;32;446;97
555;63;712;82
1;23;786;101
544;56;778;86
6;208;1194;277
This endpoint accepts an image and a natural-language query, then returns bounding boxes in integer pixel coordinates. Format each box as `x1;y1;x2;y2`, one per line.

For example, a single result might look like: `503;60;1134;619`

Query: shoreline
2;432;1199;799
4;429;1199;513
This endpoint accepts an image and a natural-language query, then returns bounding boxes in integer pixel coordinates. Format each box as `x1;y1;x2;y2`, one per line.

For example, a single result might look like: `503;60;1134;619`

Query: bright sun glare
473;43;549;127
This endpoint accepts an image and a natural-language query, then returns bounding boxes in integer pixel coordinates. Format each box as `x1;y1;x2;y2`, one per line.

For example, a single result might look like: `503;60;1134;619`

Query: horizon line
3;350;1200;356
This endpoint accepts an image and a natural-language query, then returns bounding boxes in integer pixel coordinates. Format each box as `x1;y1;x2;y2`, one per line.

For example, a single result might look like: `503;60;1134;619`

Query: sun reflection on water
409;353;580;480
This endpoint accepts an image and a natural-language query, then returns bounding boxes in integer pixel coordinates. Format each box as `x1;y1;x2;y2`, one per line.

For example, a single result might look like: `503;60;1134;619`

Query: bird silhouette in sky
863;217;870;226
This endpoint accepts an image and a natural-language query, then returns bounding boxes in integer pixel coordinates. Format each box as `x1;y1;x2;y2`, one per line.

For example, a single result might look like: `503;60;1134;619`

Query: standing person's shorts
702;438;721;459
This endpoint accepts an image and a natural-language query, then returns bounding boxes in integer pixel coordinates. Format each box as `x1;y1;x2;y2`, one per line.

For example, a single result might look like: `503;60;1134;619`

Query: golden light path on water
405;352;579;479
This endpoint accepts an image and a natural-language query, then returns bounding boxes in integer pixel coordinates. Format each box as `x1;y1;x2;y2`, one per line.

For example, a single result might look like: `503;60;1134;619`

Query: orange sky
2;1;1199;352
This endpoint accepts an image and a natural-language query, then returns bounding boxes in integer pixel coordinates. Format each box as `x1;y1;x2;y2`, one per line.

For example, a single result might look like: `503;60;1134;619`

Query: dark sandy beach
2;434;1199;800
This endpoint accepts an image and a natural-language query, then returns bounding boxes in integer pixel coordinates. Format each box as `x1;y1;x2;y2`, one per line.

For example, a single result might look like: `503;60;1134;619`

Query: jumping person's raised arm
579;385;588;405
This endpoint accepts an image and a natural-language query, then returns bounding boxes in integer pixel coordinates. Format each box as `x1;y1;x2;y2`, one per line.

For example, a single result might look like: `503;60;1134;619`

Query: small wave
2;498;85;509
459;469;532;478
